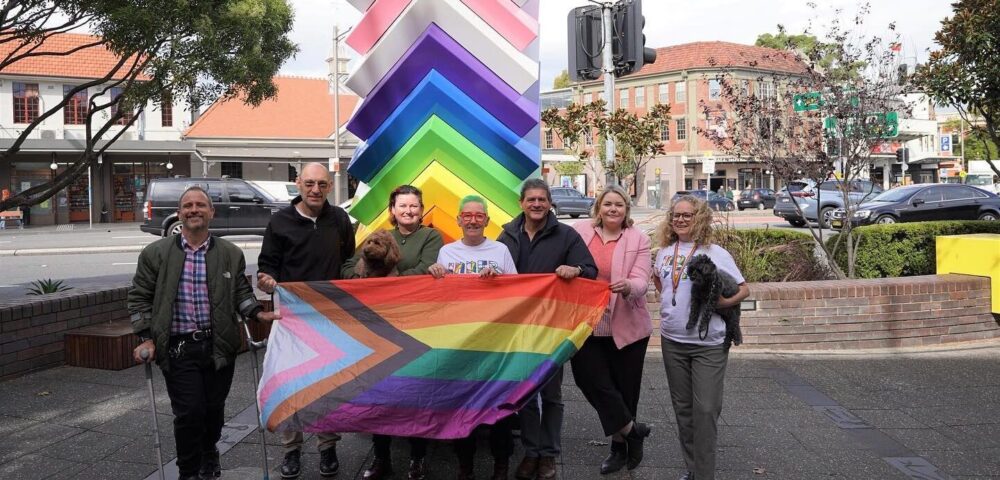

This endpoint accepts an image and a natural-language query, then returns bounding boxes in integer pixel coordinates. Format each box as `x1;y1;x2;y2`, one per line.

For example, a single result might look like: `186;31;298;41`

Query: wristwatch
576;265;584;275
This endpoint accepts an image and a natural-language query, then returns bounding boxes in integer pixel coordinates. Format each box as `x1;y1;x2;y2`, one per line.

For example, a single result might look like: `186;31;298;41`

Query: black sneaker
320;446;340;477
281;449;302;479
198;448;221;478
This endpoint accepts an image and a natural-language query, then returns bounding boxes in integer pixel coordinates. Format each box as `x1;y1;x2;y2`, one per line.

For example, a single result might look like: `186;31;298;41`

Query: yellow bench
937;234;1000;316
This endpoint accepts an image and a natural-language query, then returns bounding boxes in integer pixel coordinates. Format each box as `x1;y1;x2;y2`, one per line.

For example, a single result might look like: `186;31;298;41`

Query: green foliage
825;221;1000;278
755;27;862;80
553;161;584;177
553;69;572;89
26;279;73;295
713;227;830;282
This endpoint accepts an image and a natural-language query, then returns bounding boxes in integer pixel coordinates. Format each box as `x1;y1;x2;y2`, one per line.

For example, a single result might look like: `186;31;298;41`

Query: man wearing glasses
257;162;356;479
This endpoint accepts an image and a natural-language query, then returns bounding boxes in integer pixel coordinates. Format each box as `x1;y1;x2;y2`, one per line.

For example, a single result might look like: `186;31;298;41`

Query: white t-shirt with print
654;241;745;346
436;239;518;275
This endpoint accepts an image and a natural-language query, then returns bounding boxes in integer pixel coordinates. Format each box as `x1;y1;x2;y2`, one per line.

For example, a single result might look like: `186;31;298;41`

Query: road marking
112;262;137;266
111;235;150;239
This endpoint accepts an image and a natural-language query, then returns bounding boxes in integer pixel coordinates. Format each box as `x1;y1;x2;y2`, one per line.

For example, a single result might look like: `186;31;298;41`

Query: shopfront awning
0;138;196;154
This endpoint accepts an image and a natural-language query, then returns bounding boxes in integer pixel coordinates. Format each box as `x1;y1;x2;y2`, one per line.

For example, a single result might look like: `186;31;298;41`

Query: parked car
773;179;883;228
737;188;777;210
831;183;1000;228
550;187;595;218
248;180;299;203
140;177;285;237
672;190;736;211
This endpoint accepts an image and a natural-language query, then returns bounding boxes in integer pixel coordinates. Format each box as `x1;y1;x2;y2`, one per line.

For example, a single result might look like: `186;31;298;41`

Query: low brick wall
648;274;998;351
0;286;130;379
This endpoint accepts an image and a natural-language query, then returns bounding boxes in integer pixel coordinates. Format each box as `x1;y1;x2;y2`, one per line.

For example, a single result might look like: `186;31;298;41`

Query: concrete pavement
2;345;999;479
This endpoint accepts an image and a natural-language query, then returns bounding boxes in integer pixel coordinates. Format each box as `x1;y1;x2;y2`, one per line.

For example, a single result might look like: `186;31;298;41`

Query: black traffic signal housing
614;0;657;77
567;5;602;82
895;147;909;163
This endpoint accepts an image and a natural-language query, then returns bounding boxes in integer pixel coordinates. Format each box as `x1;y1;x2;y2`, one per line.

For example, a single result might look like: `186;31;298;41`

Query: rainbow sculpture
343;0;541;244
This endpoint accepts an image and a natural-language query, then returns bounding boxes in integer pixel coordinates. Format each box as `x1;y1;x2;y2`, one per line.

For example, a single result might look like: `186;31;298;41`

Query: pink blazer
573;221;653;348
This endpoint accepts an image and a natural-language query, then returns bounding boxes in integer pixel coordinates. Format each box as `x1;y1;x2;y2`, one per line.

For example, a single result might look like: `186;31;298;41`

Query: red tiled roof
0;32;144;80
586;41;810;83
184;76;359;140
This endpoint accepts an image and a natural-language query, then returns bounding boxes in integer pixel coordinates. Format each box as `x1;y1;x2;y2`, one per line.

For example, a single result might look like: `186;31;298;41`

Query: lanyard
670;242;698;306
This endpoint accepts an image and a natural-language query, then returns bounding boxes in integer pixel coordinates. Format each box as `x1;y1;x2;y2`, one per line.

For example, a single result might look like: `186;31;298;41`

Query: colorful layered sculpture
257;274;610;438
343;0;541;244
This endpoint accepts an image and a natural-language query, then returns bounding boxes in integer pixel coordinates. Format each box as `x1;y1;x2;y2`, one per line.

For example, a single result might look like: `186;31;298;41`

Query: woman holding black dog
570;186;653;475
342;185;443;480
653;195;749;480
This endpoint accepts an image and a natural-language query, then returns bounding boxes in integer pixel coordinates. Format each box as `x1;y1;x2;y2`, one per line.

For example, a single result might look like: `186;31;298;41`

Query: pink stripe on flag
258;309;347;404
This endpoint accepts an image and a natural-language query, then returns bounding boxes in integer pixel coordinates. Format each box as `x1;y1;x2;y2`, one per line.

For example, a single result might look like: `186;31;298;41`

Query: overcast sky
281;0;955;92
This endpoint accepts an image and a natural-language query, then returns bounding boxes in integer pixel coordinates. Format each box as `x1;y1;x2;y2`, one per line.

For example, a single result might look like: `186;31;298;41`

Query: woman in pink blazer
571;185;653;475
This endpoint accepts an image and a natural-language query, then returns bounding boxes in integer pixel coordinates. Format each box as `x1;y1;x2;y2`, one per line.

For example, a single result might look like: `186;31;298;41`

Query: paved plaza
2;344;1000;480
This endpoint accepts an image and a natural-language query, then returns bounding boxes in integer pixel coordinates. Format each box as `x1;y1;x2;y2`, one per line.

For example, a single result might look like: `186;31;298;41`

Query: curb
0;242;264;257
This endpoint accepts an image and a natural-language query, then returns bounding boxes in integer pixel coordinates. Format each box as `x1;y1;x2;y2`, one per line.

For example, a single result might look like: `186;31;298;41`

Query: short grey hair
179;185;214;209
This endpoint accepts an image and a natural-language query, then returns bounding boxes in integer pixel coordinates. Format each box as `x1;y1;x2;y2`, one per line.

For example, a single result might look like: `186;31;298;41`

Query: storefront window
112;161;169;222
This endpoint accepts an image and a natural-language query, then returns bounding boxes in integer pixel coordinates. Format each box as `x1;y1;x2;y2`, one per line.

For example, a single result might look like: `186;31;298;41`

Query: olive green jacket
128;234;261;372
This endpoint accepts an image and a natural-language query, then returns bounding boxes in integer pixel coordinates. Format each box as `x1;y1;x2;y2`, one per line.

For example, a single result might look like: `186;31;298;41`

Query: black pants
373;435;427;459
454;415;516;463
570;336;649;436
161;337;235;477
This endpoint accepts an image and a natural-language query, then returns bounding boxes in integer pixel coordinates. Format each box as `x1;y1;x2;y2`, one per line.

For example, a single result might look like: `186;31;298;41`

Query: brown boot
514;456;537;480
536;457;557;480
491;458;510;480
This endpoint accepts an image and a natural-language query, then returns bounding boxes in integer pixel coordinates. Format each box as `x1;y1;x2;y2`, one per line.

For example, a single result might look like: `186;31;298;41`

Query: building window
676;118;687;141
709;79;721;100
583;93;592;105
660;124;670;141
619;88;629;108
635;86;645;107
160;93;173;127
12;82;40;124
221;161;243;178
545;130;554;149
659;84;669;104
63;85;88;125
675;81;686;102
109;87;133;125
755;81;775;99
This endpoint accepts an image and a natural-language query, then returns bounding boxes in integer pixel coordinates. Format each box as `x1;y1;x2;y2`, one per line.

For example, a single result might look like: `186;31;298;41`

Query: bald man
257;162;355;478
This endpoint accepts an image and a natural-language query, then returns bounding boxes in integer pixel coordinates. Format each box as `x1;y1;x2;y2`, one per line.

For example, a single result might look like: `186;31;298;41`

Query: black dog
685;254;743;349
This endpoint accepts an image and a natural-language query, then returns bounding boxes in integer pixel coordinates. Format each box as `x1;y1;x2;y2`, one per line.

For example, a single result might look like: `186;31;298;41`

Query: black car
737;188;777;210
550;187;595;218
831;183;1000;228
140;177;285;236
672;190;735;211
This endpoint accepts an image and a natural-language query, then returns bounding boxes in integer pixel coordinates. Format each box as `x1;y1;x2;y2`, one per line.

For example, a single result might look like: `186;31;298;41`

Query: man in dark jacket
129;186;278;480
257;162;356;479
498;178;597;480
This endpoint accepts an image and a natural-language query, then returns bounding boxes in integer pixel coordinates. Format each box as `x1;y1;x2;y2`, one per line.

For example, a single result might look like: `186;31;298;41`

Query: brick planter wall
0;286;130;379
647;274;998;351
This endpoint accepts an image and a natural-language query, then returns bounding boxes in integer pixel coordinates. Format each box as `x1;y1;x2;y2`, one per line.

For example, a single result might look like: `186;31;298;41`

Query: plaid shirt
172;236;212;334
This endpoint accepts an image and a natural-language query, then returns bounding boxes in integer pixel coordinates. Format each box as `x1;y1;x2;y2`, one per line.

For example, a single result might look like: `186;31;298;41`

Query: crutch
240;310;271;480
140;349;166;480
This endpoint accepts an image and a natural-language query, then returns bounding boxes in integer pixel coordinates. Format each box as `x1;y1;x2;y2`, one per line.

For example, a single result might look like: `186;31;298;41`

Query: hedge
713;227;830;282
825;221;1000;278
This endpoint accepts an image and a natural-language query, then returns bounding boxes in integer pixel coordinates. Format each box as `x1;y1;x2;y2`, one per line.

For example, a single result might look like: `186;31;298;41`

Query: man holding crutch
257;162;356;479
129;186;278;480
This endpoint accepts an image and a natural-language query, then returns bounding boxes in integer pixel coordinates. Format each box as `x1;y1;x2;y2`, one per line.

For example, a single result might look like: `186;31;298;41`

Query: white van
248;181;299;203
965;160;1000;195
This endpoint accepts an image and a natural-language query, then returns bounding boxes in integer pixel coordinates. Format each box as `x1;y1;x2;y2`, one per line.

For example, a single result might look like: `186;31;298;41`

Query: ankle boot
491;457;510;480
625;422;651;470
600;441;628;474
363;456;393;480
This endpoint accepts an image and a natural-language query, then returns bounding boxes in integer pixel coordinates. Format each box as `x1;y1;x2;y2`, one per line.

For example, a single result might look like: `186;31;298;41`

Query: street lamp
166;153;173;171
330;23;352;206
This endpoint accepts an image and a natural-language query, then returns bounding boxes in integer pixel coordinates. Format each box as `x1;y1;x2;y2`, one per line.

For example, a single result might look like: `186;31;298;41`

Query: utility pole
330;24;351;205
601;2;616;186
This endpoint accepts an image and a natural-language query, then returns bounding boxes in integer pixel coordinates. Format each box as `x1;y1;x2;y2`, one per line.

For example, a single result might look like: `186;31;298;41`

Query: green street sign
794;92;823;112
824;112;898;138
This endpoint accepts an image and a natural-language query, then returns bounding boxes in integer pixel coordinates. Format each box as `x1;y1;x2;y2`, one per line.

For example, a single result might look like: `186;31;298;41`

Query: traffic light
615;0;656;77
895;147;909;163
567;5;602;82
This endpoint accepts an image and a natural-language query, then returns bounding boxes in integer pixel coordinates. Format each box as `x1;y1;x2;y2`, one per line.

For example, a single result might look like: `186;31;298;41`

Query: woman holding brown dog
653;195;748;480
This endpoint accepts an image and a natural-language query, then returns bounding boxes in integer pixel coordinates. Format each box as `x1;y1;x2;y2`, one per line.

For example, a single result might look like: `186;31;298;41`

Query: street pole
331;24;351;206
601;1;616;187
87;165;92;229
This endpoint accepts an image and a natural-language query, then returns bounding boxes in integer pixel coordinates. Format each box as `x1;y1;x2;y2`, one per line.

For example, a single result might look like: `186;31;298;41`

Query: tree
914;0;1000;179
553;69;572;89
941;118;998;161
0;0;297;212
699;3;908;279
542;100;670;198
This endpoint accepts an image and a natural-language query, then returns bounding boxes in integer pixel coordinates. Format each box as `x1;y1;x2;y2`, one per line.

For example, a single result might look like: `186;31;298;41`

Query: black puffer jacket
497;211;597;278
257;197;355;282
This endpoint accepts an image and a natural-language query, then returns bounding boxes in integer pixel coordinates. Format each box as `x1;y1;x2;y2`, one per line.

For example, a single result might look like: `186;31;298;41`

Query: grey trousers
519;366;564;457
281;431;341;454
661;338;728;480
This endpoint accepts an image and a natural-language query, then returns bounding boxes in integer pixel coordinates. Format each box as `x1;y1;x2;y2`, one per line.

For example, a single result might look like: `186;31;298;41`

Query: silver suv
773;179;883;228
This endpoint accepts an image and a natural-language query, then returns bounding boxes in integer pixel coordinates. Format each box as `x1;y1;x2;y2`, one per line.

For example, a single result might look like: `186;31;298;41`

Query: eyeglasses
302;181;331;190
459;212;487;222
671;212;695;221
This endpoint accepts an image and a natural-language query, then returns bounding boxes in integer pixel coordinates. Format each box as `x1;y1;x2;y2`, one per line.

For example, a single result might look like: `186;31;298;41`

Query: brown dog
356;230;401;278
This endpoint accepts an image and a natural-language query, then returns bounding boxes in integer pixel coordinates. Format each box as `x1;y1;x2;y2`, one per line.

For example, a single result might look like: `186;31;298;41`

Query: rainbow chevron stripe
343;0;540;243
258;274;609;439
